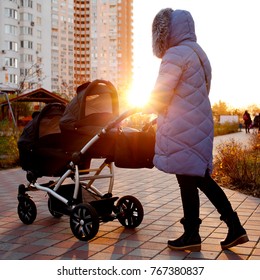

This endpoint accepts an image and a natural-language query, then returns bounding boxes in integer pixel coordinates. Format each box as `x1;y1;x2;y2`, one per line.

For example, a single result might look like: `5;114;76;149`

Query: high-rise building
0;0;52;93
0;0;133;97
74;0;133;92
74;0;90;88
117;0;133;92
51;0;74;97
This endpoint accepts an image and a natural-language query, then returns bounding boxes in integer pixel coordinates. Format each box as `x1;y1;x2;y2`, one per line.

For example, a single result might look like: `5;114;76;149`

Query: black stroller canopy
17;80;120;177
18;103;68;177
60;79;119;132
18;103;66;151
59;79;120;157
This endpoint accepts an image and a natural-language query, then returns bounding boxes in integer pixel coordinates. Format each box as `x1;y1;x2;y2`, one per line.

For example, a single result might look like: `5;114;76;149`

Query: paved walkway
0;131;259;260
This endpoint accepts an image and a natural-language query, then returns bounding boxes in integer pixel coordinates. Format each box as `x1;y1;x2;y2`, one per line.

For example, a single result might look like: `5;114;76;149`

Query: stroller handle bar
103;107;141;132
76;107;156;161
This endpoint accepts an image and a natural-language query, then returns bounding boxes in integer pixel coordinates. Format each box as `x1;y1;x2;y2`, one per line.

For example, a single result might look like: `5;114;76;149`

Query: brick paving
0;131;259;260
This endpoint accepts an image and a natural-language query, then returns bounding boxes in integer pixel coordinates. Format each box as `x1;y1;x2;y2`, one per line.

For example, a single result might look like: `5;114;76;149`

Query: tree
212;100;231;123
17;61;46;95
54;75;74;100
212;100;230;116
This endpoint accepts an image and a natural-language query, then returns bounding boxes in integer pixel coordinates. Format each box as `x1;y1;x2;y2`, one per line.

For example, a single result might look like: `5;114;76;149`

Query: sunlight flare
126;82;152;108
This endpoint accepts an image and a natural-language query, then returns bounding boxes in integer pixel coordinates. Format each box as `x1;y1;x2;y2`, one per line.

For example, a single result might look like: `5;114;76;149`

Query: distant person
253;113;260;133
146;8;248;251
238;122;243;132
243;110;252;133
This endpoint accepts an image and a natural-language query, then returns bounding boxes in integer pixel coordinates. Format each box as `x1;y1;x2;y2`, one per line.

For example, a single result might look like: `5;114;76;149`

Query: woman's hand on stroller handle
104;107;142;131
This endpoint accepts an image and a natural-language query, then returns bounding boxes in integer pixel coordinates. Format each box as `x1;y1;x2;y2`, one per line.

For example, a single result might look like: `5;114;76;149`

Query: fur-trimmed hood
152;9;197;58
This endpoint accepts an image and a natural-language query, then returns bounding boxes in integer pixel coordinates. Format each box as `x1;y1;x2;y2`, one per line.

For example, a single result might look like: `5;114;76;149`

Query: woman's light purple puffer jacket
150;9;214;177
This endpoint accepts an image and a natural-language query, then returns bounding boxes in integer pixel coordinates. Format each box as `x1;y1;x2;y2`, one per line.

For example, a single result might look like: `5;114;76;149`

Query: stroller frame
17;108;145;241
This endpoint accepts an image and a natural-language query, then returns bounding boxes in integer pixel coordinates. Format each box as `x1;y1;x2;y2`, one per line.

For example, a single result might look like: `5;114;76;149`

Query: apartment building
74;0;133;92
0;0;52;93
0;0;133;97
51;0;74;96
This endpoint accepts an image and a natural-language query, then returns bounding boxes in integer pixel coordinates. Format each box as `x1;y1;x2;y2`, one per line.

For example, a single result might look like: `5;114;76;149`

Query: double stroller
17;80;155;241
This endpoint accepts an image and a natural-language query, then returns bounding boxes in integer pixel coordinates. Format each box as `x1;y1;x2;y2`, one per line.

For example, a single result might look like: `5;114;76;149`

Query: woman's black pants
176;171;234;221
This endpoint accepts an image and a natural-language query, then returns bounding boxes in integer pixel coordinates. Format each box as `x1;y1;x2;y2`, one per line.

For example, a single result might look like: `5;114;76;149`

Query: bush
212;134;260;197
0;124;20;169
214;122;239;136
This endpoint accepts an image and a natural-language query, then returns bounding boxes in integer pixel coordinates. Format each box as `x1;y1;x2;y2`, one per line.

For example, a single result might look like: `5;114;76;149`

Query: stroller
17;79;155;241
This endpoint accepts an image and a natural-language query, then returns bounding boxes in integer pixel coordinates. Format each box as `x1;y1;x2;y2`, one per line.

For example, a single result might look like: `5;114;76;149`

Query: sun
127;69;157;108
126;81;152;108
126;52;160;108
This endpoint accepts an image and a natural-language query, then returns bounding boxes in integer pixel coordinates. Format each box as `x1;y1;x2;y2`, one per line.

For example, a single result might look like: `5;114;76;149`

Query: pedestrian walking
253;113;260;133
146;8;249;251
243;110;252;133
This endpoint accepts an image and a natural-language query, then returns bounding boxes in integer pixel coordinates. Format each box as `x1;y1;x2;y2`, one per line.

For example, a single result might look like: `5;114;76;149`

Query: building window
37;3;42;12
5;57;18;68
4;25;18;35
36;43;42;53
36;16;42;25
4;8;18;19
21;40;33;49
9;74;18;84
20;68;31;77
20;26;33;35
20;12;33;22
37;30;42;39
37;57;42;64
6;41;18;52
20;0;33;8
20;54;33;63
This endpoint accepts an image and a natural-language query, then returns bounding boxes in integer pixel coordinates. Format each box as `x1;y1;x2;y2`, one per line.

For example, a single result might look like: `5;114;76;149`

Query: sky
131;0;260;109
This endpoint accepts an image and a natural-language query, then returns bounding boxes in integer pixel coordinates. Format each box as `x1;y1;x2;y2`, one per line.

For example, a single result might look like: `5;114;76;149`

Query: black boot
168;218;202;252
220;212;249;250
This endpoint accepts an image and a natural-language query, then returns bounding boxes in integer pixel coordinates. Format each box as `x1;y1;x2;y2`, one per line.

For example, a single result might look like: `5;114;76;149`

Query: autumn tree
17;61;46;95
212;100;231;123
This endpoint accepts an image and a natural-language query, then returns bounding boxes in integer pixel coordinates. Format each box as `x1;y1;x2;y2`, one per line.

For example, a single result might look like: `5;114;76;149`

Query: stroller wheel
116;195;144;228
47;197;63;218
70;203;99;241
17;197;37;225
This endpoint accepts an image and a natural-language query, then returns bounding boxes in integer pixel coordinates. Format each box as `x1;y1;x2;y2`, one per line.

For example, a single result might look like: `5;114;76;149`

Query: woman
243;110;252;133
147;8;248;251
